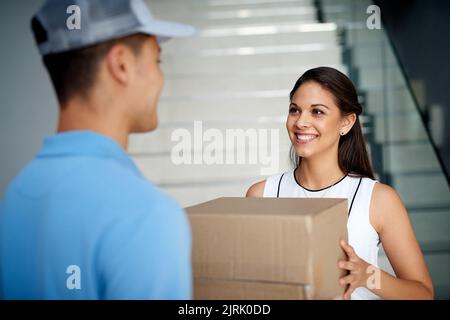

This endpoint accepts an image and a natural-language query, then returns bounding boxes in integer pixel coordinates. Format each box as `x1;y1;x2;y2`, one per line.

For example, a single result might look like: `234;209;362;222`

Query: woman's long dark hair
289;66;375;180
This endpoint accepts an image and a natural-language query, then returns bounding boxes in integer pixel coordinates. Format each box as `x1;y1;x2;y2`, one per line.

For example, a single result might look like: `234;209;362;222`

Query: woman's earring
340;131;345;136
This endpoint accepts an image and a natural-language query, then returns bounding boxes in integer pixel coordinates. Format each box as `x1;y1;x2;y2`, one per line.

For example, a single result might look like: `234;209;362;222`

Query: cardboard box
185;197;348;300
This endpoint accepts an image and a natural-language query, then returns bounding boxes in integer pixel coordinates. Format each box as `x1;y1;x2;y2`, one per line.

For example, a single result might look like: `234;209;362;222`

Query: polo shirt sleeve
97;191;192;300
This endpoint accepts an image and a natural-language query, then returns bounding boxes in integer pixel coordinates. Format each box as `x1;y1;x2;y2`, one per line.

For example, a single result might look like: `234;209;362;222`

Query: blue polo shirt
0;131;192;299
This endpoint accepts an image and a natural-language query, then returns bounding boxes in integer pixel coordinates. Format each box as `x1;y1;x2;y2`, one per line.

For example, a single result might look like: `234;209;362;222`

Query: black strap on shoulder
276;173;285;198
348;177;362;216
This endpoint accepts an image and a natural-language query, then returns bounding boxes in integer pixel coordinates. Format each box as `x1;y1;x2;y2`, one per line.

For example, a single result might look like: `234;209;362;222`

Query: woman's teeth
296;134;317;141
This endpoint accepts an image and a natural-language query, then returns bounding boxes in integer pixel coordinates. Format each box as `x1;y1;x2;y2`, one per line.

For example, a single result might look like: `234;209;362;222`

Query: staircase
129;0;345;207
320;0;450;299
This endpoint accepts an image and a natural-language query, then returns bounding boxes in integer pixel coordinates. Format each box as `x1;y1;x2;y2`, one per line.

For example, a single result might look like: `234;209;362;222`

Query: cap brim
136;19;197;43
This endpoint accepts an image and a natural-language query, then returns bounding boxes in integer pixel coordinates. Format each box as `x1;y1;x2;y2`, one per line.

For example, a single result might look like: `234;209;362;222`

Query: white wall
0;0;57;198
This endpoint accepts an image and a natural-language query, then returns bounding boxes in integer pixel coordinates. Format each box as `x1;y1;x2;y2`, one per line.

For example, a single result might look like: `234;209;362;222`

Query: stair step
161;29;338;53
151;0;317;26
157;97;290;122
158;15;318;29
383;143;442;174
153;9;317;28
208;0;313;6
409;209;450;250
356;63;405;89
134;150;292;185
177;6;316;15
160;46;342;74
373;113;428;143
151;0;313;7
350;42;397;67
164;180;256;208
129;120;292;154
364;87;415;115
154;1;314;10
391;173;450;208
197;22;337;38
161;71;307;97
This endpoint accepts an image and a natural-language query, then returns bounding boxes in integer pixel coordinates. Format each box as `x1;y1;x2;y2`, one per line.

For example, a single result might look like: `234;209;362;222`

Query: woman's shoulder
246;180;266;197
371;181;403;208
347;173;382;190
369;180;406;232
346;173;401;207
245;171;292;197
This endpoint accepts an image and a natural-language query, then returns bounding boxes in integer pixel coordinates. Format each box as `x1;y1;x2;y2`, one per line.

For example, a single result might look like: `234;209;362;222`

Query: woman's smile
293;132;319;145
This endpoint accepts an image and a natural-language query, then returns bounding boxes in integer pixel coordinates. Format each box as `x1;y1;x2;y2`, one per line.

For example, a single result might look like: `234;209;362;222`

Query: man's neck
57;99;129;150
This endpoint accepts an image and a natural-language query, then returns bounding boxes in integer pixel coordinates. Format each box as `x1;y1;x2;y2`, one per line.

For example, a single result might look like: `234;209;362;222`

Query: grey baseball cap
31;0;196;56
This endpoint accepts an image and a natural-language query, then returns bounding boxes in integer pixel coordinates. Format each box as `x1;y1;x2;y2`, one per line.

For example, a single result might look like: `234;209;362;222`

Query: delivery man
0;0;195;299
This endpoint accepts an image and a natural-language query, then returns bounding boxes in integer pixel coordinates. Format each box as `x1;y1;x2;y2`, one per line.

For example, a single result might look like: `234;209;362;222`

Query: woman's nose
294;112;311;129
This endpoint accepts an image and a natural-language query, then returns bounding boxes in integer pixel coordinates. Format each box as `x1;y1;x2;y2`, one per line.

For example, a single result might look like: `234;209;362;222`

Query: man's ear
341;112;357;133
105;43;135;86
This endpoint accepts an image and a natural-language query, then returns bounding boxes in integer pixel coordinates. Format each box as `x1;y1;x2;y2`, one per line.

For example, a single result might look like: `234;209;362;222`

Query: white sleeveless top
263;169;381;300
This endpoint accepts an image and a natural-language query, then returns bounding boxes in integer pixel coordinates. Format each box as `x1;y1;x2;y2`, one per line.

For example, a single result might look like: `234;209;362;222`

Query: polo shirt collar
37;130;142;177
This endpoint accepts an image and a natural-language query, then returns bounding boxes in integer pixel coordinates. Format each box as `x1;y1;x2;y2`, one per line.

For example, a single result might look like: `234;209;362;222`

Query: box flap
186;197;347;217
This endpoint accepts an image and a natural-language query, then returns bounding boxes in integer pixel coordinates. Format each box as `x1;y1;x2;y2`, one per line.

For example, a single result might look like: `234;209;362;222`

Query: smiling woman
246;66;434;300
286;67;372;179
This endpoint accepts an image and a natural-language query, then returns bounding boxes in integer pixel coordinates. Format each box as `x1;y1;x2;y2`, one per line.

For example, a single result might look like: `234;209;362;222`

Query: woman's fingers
338;240;364;300
340;239;354;254
338;260;354;271
339;274;354;286
343;284;356;300
340;240;358;260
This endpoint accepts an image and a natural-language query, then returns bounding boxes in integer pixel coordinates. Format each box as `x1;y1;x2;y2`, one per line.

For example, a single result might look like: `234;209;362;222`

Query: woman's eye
289;107;298;114
313;109;324;115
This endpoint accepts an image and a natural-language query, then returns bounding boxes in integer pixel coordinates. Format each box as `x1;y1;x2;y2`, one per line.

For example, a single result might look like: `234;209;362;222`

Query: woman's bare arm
338;182;434;299
369;182;434;299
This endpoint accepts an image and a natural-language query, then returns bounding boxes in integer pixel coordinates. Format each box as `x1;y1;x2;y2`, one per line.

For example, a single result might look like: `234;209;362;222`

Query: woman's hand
338;239;372;300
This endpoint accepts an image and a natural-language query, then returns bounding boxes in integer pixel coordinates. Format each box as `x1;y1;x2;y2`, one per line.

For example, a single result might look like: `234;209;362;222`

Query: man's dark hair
36;32;149;106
